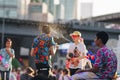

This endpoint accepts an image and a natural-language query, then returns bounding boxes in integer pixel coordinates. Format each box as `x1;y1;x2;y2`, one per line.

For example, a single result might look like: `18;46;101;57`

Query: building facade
0;0;30;19
28;0;54;22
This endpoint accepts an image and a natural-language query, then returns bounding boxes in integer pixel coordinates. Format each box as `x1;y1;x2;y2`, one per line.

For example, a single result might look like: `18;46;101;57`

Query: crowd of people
0;25;118;80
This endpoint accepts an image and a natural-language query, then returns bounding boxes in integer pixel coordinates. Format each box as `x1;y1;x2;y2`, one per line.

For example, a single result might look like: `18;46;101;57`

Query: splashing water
50;26;72;42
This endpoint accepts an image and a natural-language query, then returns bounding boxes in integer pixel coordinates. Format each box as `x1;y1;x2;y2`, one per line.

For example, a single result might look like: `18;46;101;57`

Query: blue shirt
0;48;15;71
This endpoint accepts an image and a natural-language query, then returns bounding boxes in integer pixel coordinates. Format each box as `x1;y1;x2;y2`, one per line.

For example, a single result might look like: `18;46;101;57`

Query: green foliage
12;58;21;69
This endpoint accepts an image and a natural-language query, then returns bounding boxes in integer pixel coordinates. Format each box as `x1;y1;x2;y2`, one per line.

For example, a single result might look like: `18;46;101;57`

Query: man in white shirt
66;31;87;75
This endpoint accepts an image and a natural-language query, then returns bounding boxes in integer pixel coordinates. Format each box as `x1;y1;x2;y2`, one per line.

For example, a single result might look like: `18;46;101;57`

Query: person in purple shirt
71;31;117;80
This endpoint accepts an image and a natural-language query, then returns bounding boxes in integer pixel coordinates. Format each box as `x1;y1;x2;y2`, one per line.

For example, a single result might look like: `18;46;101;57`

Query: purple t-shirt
94;46;117;79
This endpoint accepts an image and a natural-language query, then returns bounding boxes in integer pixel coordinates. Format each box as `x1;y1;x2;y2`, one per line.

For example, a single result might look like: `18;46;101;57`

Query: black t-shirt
20;73;33;80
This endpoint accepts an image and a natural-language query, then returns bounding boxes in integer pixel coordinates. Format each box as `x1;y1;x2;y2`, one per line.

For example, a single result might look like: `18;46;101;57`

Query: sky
78;0;120;18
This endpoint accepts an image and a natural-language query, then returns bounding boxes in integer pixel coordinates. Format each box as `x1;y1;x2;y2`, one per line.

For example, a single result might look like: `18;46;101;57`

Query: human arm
30;37;39;57
49;37;57;55
30;48;35;56
80;44;87;59
75;66;99;73
76;50;103;74
6;48;15;58
49;45;57;55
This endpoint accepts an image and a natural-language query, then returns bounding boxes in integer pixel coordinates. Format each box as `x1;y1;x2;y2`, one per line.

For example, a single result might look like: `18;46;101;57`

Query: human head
5;38;12;48
70;31;82;42
57;68;63;74
42;25;51;34
63;69;70;76
94;31;109;47
26;67;34;75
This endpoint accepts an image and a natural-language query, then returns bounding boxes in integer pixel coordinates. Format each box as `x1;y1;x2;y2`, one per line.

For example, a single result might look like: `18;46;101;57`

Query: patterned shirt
0;48;15;71
32;33;55;65
93;46;117;79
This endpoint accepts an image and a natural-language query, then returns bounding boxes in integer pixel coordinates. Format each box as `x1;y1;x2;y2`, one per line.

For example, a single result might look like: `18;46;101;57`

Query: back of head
96;31;109;45
42;25;51;34
26;67;34;75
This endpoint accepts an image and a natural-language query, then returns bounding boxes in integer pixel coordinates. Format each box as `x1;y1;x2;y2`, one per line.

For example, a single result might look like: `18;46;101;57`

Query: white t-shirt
67;43;87;69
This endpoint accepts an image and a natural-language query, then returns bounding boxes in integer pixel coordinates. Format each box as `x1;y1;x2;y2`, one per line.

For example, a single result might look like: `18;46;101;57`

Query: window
0;8;17;18
30;5;42;13
42;0;47;3
0;9;3;17
48;0;54;15
5;0;17;6
9;10;17;18
0;0;3;5
31;0;41;3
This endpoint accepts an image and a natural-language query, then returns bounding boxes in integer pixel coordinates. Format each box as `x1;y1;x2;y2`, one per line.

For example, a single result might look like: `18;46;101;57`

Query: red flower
39;55;44;62
39;40;45;46
34;47;38;55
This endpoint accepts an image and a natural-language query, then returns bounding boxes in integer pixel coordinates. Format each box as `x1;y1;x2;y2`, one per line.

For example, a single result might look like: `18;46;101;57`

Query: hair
96;31;109;45
63;69;70;75
57;68;63;73
6;38;12;43
26;67;34;74
42;25;51;34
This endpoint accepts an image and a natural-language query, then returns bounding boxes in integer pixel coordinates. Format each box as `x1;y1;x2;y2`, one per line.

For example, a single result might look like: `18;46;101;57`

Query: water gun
0;55;2;61
0;55;9;68
65;53;95;68
85;54;95;60
2;58;9;68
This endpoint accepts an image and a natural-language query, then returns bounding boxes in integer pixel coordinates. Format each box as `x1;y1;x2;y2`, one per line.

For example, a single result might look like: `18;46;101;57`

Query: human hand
80;37;84;43
6;48;11;54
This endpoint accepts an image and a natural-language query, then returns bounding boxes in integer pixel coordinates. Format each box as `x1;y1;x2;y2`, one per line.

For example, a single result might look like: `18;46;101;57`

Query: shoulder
70;43;74;46
69;43;74;48
96;49;103;57
0;48;5;52
11;48;14;51
11;49;15;53
34;36;39;41
49;37;54;40
79;43;86;46
33;36;40;43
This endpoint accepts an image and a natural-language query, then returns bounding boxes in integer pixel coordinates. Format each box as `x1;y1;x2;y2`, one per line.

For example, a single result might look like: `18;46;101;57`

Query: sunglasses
71;35;80;38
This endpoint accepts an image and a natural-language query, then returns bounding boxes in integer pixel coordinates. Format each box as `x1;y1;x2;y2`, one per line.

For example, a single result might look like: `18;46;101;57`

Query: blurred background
0;0;120;74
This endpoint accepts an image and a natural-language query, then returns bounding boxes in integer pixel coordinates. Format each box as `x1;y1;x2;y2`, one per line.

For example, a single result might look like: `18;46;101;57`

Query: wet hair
42;25;51;34
96;31;109;45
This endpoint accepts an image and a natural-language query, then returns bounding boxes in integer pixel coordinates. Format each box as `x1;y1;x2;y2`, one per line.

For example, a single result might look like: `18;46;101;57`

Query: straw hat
70;31;81;37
